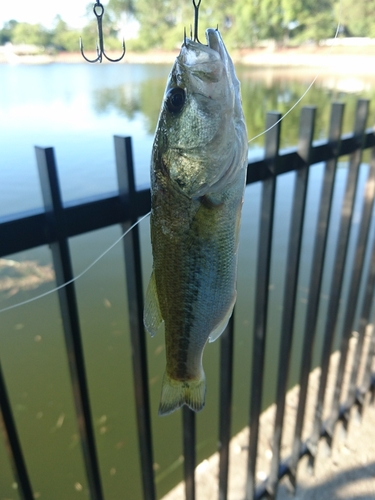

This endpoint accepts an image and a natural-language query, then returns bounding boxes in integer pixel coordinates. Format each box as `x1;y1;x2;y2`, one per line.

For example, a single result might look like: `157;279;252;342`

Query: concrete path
162;335;375;500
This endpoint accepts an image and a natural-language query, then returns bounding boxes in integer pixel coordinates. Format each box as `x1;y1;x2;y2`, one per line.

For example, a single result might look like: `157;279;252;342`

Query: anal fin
208;291;237;343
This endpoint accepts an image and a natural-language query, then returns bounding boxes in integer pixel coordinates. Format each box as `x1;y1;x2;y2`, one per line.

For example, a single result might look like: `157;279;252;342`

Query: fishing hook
80;0;125;63
192;0;202;43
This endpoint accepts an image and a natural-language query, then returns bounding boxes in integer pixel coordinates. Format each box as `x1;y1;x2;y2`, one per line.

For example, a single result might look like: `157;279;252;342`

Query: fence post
218;315;235;500
361;311;375;398
307;99;369;466
0;361;34;500
246;112;281;500
346;217;375;412
288;102;344;488
327;102;375;435
35;146;104;500
114;136;156;500
183;406;196;500
266;106;316;500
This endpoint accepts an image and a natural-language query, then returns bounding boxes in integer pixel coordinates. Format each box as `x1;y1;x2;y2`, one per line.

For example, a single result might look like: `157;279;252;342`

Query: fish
143;28;248;416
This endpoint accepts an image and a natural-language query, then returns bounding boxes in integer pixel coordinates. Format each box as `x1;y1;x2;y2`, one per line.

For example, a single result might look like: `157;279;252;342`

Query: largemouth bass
144;28;248;416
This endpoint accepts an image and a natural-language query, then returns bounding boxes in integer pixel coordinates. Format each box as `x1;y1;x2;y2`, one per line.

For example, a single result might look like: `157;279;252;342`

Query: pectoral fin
208;291;237;343
144;271;163;337
200;193;224;208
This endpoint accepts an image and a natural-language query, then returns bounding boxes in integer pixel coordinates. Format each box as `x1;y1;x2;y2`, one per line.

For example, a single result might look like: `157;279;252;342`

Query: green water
0;63;374;499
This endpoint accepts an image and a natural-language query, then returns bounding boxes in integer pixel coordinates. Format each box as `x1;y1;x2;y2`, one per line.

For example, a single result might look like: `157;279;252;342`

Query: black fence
1;99;375;500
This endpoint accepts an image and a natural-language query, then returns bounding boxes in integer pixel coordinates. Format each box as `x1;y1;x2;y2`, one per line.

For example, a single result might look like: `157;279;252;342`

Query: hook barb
80;0;126;63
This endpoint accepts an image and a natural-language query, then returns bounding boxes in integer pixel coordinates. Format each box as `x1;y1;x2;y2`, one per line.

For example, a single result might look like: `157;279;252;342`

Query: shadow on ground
278;459;375;500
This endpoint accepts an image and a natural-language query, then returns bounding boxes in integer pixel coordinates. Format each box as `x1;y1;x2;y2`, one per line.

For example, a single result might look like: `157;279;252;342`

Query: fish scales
152;178;241;372
144;28;248;415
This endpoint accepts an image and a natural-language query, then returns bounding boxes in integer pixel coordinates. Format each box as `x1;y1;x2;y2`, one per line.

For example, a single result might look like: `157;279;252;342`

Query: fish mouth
179;28;225;64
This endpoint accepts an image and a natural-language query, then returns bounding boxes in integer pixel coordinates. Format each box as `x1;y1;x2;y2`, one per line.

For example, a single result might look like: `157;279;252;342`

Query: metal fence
1;98;375;500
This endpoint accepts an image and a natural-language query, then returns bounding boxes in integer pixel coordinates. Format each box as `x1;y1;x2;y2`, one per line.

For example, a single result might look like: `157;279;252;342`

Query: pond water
0;61;374;499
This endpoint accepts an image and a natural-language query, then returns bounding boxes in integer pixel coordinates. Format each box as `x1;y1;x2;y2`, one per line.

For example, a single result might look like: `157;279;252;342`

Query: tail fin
158;372;206;416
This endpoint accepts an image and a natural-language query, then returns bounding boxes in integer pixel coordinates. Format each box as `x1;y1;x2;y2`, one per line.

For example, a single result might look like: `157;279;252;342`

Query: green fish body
144;29;248;416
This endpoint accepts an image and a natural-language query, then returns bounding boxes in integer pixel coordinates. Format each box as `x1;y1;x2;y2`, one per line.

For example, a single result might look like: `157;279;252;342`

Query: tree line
0;16;120;53
1;0;374;52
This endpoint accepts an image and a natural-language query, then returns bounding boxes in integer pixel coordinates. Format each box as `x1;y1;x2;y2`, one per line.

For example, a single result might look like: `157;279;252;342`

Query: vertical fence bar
267;106;316;500
183;407;196;500
245;112;281;500
218;315;235;500
307;99;369;465
35;146;104;500
288;102;344;487
360;310;375;396
346;214;375;412
327;118;375;434
0;361;34;500
371;373;375;403
114;136;156;500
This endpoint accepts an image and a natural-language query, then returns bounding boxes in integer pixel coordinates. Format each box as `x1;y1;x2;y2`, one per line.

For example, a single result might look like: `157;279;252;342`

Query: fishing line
247;0;343;145
1;2;343;315
0;212;151;314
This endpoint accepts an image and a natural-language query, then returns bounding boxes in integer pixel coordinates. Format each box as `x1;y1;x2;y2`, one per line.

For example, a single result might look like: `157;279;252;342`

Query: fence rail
1;99;375;500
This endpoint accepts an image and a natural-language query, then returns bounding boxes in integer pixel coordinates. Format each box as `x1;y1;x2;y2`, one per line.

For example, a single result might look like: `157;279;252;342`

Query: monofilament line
248;0;342;145
0;212;151;314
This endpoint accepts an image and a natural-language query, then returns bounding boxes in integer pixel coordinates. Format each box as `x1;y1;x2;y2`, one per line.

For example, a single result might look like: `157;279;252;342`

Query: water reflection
93;77;167;134
92;67;375;151
0;258;55;296
1;64;374;216
239;69;375;147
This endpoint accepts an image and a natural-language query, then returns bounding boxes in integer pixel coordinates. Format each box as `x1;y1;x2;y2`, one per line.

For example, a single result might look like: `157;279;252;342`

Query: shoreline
1;45;375;74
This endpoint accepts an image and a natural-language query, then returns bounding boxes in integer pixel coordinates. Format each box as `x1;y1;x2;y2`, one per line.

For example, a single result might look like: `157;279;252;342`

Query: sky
0;0;108;29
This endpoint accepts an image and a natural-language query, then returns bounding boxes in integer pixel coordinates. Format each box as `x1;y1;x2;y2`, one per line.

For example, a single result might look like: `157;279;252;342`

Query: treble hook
80;0;125;63
192;0;202;43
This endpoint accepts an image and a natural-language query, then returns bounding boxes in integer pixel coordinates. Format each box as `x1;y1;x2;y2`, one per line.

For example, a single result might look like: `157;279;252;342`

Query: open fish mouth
186;28;223;52
179;28;226;67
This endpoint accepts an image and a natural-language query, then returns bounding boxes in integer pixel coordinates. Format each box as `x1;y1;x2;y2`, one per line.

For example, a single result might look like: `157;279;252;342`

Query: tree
226;0;289;47
132;0;180;49
51;16;81;52
0;20;18;44
284;0;336;43
225;1;257;48
104;0;231;51
107;0;136;17
11;22;51;47
340;0;375;37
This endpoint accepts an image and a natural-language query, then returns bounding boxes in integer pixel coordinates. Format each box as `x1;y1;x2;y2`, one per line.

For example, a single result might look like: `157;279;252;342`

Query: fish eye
165;87;186;113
